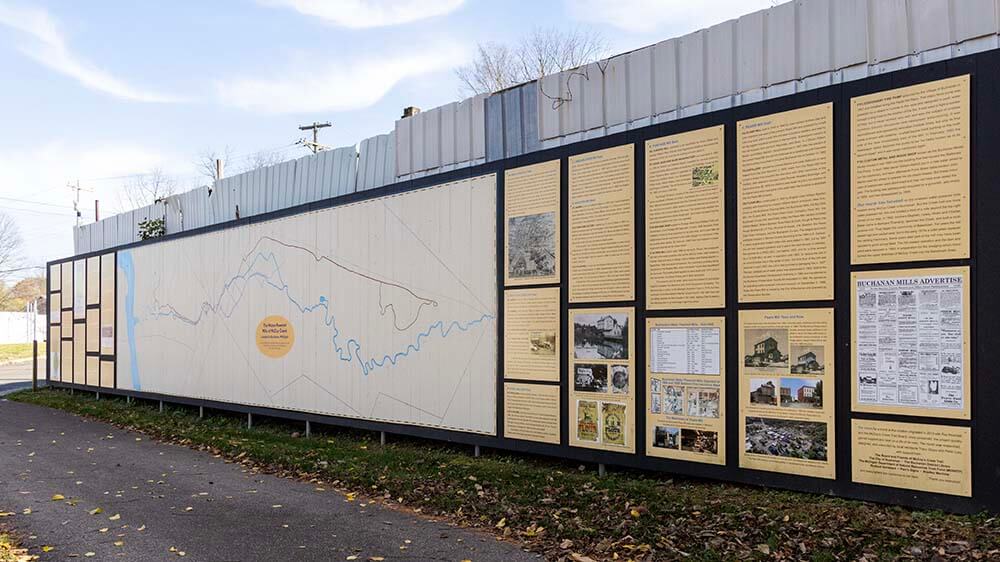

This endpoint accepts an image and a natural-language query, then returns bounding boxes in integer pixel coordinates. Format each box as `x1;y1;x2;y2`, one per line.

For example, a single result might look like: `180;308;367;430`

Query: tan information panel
61;340;72;383
100;253;115;355
86;256;100;305
86;356;99;387
851;75;970;264
73;323;85;384
739;308;835;479
60;262;72;300
86;309;99;353
73;260;86;319
49;326;60;381
504;288;559;382
569;307;635;453
646;126;725;309
852;419;971;497
503;382;560;444
737;104;833;302
49;263;61;291
852;266;971;419
646;317;725;465
49;293;60;323
100;360;115;388
568;145;635;303
505;160;560;286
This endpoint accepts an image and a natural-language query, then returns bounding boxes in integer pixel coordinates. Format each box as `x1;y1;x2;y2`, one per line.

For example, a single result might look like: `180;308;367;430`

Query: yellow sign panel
646;317;726;465
851;75;970;264
737;104;833;303
503;288;559;382
646;126;725;310
851;266;971;419
568;145;635;303
568;307;635;453
505;160;560;286
852;419;971;497
255;316;295;358
738;308;835;479
503;382;560;444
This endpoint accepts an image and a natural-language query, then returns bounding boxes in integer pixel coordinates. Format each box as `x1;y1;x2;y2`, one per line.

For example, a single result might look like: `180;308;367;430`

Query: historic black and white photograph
681;429;718;454
508;212;556;279
529;330;556;356
611;365;629;394
790;345;824;374
574;364;608;392
653;426;680;449
744;328;789;369
574;313;628;360
664;385;684;415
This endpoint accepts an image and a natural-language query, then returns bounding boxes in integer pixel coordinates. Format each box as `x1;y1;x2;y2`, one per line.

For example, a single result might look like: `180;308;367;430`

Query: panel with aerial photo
508;212;557;280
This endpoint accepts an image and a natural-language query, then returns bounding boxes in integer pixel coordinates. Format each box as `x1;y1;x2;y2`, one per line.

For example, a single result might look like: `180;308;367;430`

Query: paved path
0;399;540;561
0;361;35;395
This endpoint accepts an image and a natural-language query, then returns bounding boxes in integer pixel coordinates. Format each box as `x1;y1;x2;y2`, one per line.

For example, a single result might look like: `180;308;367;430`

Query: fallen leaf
495;518;506;529
109;513;121;521
89;507;103;515
41;546;54;553
84;552;96;557
51;494;65;501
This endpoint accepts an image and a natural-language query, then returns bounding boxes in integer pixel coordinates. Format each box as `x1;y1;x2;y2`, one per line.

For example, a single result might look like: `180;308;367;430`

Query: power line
0;195;75;209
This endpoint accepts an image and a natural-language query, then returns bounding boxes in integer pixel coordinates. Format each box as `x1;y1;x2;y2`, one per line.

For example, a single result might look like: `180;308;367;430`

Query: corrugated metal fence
76;0;1000;254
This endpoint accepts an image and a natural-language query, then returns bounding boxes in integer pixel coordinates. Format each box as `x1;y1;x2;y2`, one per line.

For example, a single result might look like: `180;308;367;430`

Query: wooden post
305;420;311;437
31;340;38;391
199;406;204;419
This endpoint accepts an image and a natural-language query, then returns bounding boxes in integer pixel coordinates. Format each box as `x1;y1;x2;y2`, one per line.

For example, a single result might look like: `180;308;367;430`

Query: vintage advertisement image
739;309;835;479
646;317;726;465
505;159;561;286
852;267;971;419
570;307;635;453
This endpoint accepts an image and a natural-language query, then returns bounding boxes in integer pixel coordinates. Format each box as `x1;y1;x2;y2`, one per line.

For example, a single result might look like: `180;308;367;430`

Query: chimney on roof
401;106;421;119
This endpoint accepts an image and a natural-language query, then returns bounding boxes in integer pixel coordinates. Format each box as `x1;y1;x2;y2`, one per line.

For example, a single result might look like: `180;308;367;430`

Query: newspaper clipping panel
852;419;971;497
737;104;834;303
503;287;560;382
568;145;635;303
646;317;726;465
505;160;560;286
851;75;970;264
569;307;635;453
739;308;835;479
645;126;725;310
504;382;560;445
852;267;971;419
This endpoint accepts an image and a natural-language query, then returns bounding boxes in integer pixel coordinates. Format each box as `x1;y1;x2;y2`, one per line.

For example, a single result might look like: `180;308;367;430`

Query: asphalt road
0;360;35;395
0;399;540;561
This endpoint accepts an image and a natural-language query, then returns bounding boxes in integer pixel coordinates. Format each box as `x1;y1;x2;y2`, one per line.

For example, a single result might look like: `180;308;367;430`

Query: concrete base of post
474;445;481;458
96;392;100;401
598;463;606;477
199;406;204;419
380;431;386;446
247;413;253;429
305;420;311;437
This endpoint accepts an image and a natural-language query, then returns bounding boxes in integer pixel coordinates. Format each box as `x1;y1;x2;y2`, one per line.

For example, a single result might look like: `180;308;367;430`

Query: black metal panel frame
46;50;1000;514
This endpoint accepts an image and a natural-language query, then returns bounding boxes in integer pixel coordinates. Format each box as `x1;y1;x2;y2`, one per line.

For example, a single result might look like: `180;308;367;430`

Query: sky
0;0;776;275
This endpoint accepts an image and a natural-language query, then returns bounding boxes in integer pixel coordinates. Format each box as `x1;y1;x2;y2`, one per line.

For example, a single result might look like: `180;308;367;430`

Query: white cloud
215;46;464;114
568;0;777;34
0;2;183;103
261;0;464;28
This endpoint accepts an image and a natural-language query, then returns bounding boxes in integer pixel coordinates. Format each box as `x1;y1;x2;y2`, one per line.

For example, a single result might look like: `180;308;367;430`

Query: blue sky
0;0;775;272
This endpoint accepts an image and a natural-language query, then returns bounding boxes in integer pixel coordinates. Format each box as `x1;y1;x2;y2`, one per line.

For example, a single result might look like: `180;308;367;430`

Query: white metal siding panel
411;112;426;172
832;0;868;68
486;94;505;161
605;55;629;126
441;102;457;165
737;10;766;91
538;73;561;140
471;94;486;161
954;0;997;41
503;88;524;157
652;39;679;114
382;130;396;185
395;117;412;176
706;20;736;101
562;69;586;132
766;2;798;84
581;61;605;130
870;0;910;62
455;98;472;163
628;47;653;121
910;0;953;53
423;107;441;170
799;0;833;77
679;30;706;106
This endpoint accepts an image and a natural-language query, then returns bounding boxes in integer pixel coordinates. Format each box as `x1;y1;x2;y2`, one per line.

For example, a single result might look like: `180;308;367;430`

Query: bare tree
118;168;177;211
195;146;233;186
195;147;287;187
0;212;24;310
455;27;608;96
238;150;286;173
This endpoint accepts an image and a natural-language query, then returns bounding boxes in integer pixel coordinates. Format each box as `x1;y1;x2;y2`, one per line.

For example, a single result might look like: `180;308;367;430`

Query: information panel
851;75;970;264
852;267;971;419
646;317;725;465
505;160;560;286
570;307;635;453
852;419;971;497
739;308;835;479
503;382;560;445
737;104;833;303
503;287;560;382
646;126;725;309
568;145;635;303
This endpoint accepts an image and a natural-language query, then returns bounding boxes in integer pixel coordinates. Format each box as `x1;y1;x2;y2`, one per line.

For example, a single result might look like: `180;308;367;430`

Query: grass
0;530;29;562
0;343;44;364
9;388;1000;561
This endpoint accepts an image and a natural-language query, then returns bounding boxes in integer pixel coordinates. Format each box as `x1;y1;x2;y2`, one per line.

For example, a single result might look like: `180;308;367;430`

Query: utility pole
298;121;332;154
94;200;99;222
68;180;92;227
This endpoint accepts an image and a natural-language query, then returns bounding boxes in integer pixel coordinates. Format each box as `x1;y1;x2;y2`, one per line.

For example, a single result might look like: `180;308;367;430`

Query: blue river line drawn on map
121;237;494;381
